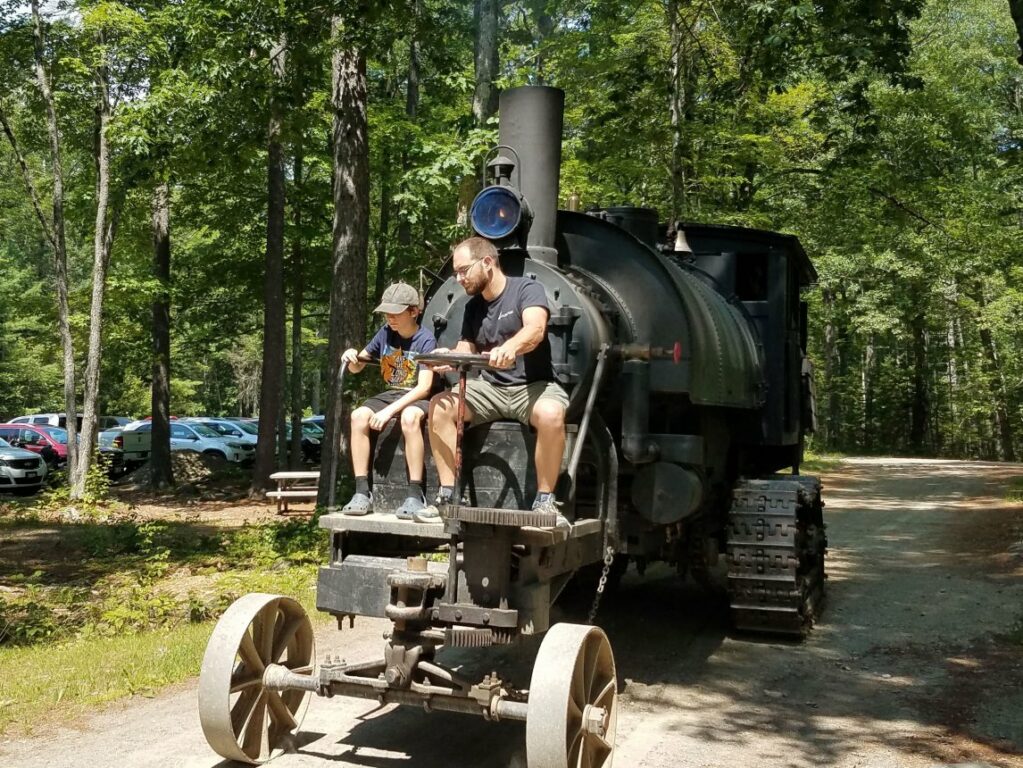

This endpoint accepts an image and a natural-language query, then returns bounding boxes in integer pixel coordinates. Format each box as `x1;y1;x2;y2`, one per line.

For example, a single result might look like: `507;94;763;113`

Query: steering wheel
415;351;495;369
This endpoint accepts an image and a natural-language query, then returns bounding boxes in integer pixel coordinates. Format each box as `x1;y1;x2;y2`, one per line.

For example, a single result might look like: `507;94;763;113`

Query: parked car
302;415;325;432
229;418;322;464
184;418;256;444
0;437;48;495
0;424;63;466
0;424;126;477
98;426;152;469
9;413;131;431
286;422;322;464
128;421;254;463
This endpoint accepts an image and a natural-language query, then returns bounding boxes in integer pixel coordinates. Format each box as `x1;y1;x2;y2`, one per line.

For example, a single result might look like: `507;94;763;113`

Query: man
340;282;437;519
415;237;570;528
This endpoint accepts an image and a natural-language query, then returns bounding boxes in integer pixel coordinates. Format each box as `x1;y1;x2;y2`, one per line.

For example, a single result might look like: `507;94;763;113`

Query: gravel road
4;457;1023;768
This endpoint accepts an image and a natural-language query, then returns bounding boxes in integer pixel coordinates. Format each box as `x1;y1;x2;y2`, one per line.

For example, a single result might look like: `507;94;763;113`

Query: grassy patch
0;492;332;737
0;621;213;735
0;565;320;736
800;450;845;474
1005;477;1023;502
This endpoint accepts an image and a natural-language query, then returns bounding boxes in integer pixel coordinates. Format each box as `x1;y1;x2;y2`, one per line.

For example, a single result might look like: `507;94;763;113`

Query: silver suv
0;437;48;495
129;421;254;463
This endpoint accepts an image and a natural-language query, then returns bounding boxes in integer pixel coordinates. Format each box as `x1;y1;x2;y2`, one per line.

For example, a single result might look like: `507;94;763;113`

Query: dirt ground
3;457;1023;768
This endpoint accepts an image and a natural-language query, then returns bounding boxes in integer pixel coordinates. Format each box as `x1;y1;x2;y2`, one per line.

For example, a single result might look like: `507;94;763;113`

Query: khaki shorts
454;378;569;426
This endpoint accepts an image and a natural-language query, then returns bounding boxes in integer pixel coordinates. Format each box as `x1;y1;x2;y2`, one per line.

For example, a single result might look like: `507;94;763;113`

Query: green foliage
94;582;178;636
37;462;112;514
1006;477;1023;502
0;587;60;645
221;517;327;567
0;621;217;736
0;0;1020;459
0;511;324;649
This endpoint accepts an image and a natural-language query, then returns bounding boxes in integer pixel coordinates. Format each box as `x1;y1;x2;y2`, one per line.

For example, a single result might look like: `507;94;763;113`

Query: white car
128;421;254;463
0;437;48;495
184;418;258;444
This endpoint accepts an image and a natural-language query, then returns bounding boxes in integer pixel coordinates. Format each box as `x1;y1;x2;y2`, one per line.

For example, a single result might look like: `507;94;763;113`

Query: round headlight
470;186;523;240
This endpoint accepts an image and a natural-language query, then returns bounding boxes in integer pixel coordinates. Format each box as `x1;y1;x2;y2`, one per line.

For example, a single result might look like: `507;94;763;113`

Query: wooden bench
267;471;320;514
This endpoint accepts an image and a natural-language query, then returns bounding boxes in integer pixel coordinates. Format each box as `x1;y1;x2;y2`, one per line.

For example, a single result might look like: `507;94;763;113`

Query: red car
0;424;125;476
0;424;64;466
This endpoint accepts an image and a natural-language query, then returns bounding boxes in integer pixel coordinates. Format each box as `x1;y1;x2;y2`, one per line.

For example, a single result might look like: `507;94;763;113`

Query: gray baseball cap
374;282;421;313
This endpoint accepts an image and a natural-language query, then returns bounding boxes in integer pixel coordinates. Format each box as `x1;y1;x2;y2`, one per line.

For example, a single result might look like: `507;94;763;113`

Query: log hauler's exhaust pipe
498;86;564;265
469;86;565;266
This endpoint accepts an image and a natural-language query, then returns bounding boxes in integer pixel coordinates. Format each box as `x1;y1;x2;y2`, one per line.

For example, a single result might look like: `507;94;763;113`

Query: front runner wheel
198;593;315;764
526;622;618;768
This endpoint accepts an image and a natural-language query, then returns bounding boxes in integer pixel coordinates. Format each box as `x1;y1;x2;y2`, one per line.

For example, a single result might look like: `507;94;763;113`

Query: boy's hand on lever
342;347;365;373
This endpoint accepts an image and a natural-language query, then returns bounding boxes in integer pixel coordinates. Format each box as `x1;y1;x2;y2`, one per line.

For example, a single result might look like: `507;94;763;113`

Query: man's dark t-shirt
460;277;554;386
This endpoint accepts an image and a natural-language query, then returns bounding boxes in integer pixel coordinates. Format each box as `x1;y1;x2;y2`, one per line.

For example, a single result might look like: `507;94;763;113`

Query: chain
586;544;616;625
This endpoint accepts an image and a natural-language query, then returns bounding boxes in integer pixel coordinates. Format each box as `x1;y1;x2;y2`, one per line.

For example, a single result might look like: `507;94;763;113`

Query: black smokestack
498;86;564;265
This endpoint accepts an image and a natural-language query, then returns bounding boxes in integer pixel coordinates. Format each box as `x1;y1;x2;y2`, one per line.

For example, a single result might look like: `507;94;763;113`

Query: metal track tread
726;475;827;638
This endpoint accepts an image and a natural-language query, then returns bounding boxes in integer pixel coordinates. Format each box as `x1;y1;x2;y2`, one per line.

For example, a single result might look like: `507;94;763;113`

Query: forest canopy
0;0;1021;480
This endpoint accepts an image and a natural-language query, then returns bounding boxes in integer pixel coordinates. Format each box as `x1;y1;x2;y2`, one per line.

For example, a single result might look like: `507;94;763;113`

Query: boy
340;282;437;518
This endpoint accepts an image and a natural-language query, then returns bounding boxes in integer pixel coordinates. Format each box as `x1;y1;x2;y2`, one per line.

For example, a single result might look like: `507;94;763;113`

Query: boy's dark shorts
360;389;430;417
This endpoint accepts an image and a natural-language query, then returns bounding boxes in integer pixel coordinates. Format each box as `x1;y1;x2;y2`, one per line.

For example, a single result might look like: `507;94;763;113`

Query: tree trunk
979;325;1016;462
290;153;305;470
277;375;288;470
72;42;114;498
528;0;554;83
667;0;695;223
251;36;289;494
29;0;78;480
397;11;420;249
821;289;841;450
311;363;321;415
945;316;959;455
908;310;930;455
861;335;875;453
150;182;173;489
1011;0;1023;65
472;0;499;125
318;32;369;508
375;155;391;302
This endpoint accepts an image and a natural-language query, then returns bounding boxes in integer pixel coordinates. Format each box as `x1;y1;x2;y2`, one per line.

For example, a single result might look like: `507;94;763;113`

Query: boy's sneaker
395;494;427;520
342;491;373;516
413;492;451;524
532;496;571;529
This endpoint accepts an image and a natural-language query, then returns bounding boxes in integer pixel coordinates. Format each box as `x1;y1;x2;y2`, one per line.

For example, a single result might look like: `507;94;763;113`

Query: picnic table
267;471;320;514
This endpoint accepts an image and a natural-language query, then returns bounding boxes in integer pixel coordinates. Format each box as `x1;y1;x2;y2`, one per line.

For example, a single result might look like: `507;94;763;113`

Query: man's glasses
453;258;485;280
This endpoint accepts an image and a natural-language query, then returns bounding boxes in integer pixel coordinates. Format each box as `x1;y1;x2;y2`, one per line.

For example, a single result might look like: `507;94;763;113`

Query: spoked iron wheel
198;593;315;764
526;623;618;768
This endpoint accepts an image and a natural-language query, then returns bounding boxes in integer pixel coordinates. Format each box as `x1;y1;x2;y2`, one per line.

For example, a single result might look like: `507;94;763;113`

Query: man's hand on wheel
488;345;516;369
423;348;453;373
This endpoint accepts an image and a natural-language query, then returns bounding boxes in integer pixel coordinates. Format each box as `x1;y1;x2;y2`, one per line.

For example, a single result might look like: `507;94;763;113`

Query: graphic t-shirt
460;276;553;386
364;325;437;390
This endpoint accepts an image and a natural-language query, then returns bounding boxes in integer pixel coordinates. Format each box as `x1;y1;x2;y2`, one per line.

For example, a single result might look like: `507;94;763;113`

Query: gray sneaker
342;491;373;516
532;496;571;529
413;504;442;523
395;494;427;520
413;493;450;524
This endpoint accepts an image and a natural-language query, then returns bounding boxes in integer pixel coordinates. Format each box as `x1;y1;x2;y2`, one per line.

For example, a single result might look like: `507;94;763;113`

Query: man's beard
464;274;487;296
